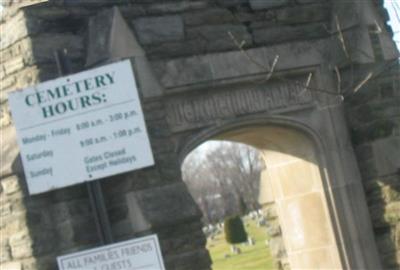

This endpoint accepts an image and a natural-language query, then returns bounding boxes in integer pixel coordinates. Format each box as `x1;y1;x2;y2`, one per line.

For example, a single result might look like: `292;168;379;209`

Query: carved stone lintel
166;77;313;132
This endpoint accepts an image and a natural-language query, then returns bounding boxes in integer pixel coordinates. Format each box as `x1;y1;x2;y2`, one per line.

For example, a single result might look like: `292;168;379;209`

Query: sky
385;0;400;49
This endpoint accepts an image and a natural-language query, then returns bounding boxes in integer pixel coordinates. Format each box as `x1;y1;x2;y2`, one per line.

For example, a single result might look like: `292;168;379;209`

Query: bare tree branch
334;66;342;93
352;72;373;94
335;15;350;59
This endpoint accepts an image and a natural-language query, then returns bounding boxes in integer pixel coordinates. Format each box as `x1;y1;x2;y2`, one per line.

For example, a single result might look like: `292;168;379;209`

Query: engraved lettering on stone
166;80;312;129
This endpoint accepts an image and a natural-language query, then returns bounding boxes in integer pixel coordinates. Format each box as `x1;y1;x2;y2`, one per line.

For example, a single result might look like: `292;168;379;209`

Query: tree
224;215;248;244
182;141;264;223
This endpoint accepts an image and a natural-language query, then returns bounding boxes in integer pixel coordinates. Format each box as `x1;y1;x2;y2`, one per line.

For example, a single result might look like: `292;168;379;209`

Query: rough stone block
253;23;326;45
25;210;53;231
164;249;211;270
184;8;234;26
0;203;12;217
1;175;21;195
207;49;265;79
157;222;206;254
297;0;324;3
66;0;129;5
0;46;13;65
381;250;400;269
351;119;396;146
371;137;400;176
296;0;318;3
147;119;172;138
1;66;41;103
51;199;91;224
29;34;83;65
276;4;330;24
55;219;98;249
0;75;17;92
1;104;12;127
152;139;176;155
0;240;11;263
111;219;136;240
384;202;400;225
146;38;205;59
187;24;252;51
108;204;129;223
143;106;166;122
147;1;208;15
376;231;397;255
0;11;28;50
369;204;388;228
0;68;5;80
354;143;373;161
250;0;289;10
9;230;33;259
133;15;184;45
0;125;23;177
3;57;24;76
126;182;201;228
233;10;270;23
0;262;22;270
0;212;27;233
23;4;71;20
154;56;213;89
8;198;26;216
216;0;248;8
381;185;400;204
358;158;379;180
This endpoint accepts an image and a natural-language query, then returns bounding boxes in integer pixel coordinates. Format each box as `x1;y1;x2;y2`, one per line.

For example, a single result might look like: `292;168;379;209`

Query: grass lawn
207;218;276;270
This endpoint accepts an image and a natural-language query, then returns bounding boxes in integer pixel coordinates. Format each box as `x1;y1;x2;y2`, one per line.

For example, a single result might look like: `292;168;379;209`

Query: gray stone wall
346;63;400;269
342;2;400;269
0;0;399;269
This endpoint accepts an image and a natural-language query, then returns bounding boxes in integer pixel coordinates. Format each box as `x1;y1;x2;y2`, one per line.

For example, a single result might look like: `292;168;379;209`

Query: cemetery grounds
206;215;276;269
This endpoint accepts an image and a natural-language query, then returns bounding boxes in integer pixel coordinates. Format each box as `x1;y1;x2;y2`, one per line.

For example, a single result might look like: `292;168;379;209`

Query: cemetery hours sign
8;60;154;194
57;235;165;270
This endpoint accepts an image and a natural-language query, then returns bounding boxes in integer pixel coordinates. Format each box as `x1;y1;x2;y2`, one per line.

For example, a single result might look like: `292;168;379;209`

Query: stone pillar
263;147;343;269
346;64;400;269
259;170;289;270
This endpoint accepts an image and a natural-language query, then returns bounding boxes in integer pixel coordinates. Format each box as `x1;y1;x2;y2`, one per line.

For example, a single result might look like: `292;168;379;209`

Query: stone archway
177;117;380;269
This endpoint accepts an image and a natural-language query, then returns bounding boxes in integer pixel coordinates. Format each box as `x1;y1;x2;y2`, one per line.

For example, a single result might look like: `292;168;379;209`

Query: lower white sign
57;235;165;270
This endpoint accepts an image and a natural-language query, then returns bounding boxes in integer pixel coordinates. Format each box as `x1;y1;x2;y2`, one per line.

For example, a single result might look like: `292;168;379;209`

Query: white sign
8;60;154;194
57;235;165;270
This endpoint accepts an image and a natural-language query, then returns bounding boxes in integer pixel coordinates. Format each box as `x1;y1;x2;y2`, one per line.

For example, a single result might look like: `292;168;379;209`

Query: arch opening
180;123;344;270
